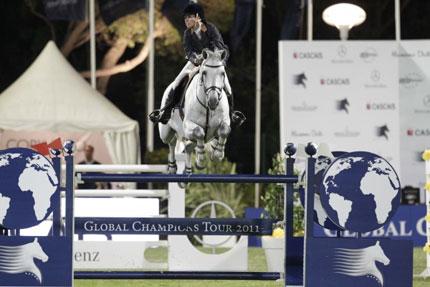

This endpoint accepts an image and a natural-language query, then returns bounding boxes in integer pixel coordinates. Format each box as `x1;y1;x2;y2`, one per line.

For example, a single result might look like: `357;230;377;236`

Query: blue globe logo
319;152;400;233
299;152;346;230
0;148;59;229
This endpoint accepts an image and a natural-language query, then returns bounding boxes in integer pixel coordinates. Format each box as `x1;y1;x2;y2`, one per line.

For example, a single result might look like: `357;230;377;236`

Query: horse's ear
220;50;227;61
34;238;38;243
202;49;209;59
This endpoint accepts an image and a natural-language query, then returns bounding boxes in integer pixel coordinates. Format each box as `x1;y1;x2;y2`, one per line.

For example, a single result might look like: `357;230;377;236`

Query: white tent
0;41;140;164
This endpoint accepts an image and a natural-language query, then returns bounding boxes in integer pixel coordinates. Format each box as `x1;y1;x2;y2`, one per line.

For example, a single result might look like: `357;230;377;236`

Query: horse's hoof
195;162;206;170
213;150;224;161
184;167;193;175
178;182;187;189
168;162;177;174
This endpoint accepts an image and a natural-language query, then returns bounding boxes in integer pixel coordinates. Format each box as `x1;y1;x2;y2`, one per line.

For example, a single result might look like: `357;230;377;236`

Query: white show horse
158;49;231;175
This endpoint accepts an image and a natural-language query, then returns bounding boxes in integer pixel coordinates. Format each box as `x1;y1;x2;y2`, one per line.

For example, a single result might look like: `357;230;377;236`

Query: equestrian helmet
183;2;205;22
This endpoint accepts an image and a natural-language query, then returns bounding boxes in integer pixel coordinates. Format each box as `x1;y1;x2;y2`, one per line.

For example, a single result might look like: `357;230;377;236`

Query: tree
60;1;180;94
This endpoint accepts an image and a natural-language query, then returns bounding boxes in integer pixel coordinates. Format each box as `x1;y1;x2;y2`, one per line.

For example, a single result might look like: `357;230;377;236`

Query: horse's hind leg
212;122;231;161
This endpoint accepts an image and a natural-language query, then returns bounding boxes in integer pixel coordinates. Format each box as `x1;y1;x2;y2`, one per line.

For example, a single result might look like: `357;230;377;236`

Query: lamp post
322;3;366;40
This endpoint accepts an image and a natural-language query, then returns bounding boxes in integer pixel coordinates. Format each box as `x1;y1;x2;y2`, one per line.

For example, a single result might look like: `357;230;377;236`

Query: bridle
196;62;224;109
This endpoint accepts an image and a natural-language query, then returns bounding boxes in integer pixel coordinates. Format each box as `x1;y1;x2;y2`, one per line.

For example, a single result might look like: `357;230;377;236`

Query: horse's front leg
192;126;207;169
167;137;177;174
184;122;207;170
212;121;230;161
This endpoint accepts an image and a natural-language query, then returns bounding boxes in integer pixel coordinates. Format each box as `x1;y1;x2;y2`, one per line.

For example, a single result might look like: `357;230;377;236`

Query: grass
75;247;430;287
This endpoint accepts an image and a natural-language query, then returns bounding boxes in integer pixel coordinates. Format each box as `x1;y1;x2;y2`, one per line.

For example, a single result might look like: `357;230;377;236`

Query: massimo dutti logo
366;102;396;111
292;73;307;88
293;51;323;59
392;50;415;57
376;125;390;140
334;127;360;137
399;73;423;89
291;101;318;112
336;98;350;113
417;50;430;57
320;78;350;86
360;47;378;63
291;130;323;137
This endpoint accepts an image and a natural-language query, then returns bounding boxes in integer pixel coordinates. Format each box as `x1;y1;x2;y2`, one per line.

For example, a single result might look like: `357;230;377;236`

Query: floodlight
322;3;366;40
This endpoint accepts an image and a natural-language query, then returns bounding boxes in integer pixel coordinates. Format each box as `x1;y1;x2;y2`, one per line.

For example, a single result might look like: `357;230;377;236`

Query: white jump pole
89;0;96;88
307;0;313;41
254;0;263;207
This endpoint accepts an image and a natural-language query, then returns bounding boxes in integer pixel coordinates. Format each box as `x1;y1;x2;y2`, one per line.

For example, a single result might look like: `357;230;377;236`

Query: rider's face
184;14;199;29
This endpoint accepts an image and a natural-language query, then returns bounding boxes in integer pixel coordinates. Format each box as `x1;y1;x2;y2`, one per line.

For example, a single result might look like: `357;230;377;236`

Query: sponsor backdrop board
398;41;430;201
279;41;430;199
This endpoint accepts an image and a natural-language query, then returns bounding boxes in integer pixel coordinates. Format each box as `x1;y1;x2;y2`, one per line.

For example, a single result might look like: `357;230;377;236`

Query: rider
149;2;245;126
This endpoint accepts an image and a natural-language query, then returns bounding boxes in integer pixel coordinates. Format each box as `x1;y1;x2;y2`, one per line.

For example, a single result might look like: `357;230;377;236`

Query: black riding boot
225;89;246;127
149;88;176;124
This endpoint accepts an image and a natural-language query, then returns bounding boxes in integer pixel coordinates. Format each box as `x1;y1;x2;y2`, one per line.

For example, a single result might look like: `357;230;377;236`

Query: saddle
174;67;200;120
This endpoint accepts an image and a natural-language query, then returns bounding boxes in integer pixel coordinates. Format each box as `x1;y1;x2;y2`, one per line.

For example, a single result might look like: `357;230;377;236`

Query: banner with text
279;41;400;171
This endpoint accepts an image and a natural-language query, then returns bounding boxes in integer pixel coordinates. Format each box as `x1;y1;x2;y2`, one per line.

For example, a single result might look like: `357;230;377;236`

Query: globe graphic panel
319;151;401;233
0;148;59;229
299;152;346;230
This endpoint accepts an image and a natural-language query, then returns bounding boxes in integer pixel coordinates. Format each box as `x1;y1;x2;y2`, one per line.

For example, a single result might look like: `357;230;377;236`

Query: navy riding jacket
183;22;229;65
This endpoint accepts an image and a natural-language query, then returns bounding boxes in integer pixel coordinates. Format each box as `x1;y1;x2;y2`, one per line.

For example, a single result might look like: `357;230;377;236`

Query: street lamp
322;3;366;40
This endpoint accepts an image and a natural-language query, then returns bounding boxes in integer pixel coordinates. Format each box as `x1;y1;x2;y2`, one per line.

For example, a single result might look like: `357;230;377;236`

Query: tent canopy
0;41;140;164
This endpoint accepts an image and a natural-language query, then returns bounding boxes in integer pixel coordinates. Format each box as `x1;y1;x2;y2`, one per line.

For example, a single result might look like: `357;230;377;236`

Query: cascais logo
407;128;430;136
293;51;323;59
376;124;390;140
320;78;350;86
336;98;350;113
366;102;396;110
292;73;307;88
360;47;378;63
399;73;423;89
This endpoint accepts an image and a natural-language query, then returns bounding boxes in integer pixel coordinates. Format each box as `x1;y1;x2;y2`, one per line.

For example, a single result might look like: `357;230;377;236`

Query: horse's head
372;241;390;266
200;49;227;110
30;238;49;263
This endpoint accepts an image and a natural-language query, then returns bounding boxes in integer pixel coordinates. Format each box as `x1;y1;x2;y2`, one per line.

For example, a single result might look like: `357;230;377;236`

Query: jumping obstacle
0;142;414;286
74;147;300;284
419;149;430;278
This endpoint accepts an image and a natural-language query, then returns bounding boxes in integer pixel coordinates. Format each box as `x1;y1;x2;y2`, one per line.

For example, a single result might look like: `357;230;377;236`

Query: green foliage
186;157;252;218
103;10;149;48
262;153;304;235
144;148;169;164
262;153;285;220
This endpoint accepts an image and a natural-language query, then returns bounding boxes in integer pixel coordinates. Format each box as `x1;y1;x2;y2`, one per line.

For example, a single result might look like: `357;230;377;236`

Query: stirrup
231;111;246;127
149;110;162;123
